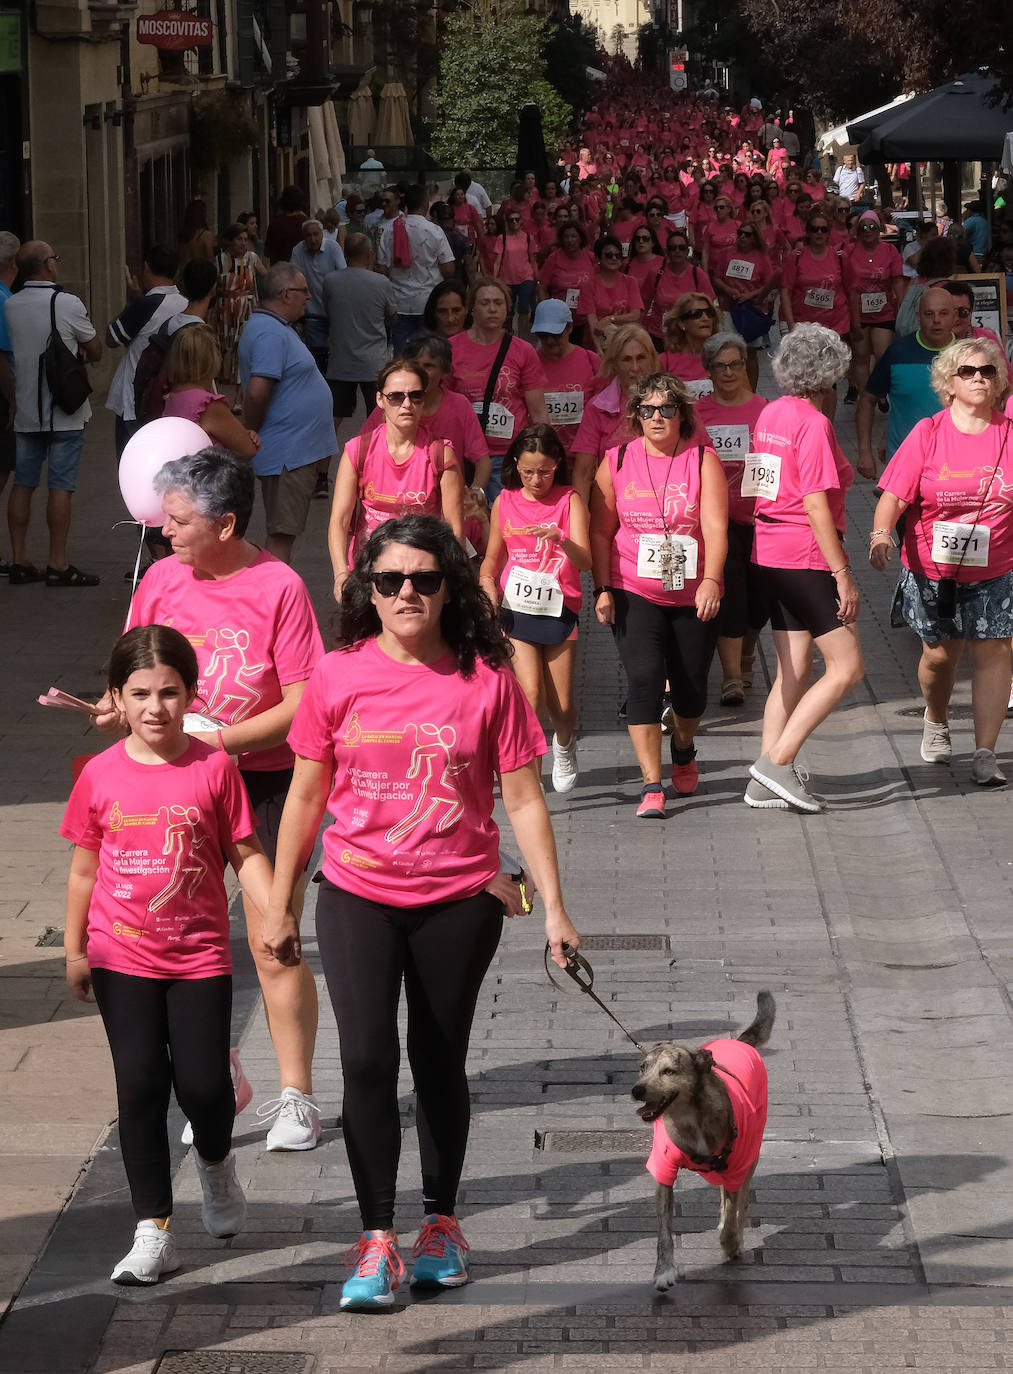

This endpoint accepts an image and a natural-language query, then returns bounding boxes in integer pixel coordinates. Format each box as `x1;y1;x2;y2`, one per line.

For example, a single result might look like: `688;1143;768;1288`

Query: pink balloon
118;418;209;526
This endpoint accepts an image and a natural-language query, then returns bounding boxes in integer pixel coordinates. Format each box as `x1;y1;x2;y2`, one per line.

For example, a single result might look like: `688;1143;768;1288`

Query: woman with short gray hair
94;449;325;1148
745;323;865;812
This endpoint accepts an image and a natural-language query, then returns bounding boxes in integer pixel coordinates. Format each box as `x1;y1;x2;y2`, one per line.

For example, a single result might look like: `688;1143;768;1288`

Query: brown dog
631;991;775;1289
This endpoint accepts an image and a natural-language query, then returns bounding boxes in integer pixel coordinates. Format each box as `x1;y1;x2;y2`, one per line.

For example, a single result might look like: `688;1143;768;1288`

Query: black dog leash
544;941;646;1053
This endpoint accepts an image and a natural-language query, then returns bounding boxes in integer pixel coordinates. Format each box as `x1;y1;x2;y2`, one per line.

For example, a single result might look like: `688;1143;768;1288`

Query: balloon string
122;524;145;632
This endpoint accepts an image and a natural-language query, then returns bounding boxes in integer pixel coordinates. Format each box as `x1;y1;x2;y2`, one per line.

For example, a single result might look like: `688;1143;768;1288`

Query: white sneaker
195;1150;247;1237
110;1220;179;1285
920;711;952;763
259;1086;322;1151
182;1047;253;1146
971;747;1007;788
551;733;579;793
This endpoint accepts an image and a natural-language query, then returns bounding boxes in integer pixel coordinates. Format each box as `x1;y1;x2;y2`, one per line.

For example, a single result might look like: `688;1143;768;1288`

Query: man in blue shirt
962;200;990;263
856;286;956;479
239;262;336;564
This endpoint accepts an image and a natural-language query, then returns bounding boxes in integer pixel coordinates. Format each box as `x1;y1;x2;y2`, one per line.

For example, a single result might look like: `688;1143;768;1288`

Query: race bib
706;423;750;461
502;566;564;616
637;533;699;589
684;379;714;399
473;400;515;441
861;291;887;315
740;452;782;501
667;211;687;229
726;258;755;281
804;286;835;310
564;287;581;310
931;520;990;568
545;390;585;425
621;239;631;257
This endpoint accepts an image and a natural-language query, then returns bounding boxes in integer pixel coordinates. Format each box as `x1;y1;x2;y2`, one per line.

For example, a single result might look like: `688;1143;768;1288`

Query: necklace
643;442;686;590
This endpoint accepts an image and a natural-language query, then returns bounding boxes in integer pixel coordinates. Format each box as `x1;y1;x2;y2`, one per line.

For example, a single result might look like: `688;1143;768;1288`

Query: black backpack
133;321;175;424
41;288;91;420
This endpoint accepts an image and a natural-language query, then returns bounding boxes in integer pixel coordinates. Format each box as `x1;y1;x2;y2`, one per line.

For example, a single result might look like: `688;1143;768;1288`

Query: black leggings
315;880;503;1230
611;587;719;725
90;968;234;1219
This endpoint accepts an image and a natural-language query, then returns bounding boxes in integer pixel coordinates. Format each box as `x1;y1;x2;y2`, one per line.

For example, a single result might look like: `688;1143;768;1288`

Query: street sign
136;10;213;50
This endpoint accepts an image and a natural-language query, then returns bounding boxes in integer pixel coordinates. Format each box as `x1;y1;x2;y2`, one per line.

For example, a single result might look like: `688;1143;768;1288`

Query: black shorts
755;564;841;639
329;379;376;419
717;520;768;638
500;604;579;646
861;318;896;331
239;766;294;866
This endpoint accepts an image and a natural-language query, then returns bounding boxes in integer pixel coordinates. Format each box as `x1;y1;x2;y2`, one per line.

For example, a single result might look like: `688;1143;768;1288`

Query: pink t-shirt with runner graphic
750;394;853;570
359;389;488;476
846;240;903;323
287;639;545;907
695;393;768;525
130;550;324;772
451;332;547;457
496;484;583;614
580;273;644;323
606;436;716;606
537;344;599;451
538;248;596;320
60;739;256;979
781;247;850;335
342;427;459;559
879;410;1013;583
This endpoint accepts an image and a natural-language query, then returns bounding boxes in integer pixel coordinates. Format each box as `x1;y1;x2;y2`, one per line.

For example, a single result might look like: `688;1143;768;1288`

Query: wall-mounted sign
136;10;213;50
0;12;22;72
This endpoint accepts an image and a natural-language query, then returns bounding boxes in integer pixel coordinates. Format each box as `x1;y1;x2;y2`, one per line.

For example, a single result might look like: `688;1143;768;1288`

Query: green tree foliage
544;12;601;117
432;2;573;166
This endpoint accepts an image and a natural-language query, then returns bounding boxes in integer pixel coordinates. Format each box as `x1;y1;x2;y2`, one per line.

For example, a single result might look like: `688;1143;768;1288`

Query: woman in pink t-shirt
643;232;716;345
530;300;599;460
846;211;906;394
581;234;644;355
746;325;865;812
65;625;271;1284
590;372;728;816
538;223;596;339
492;209;539;334
448;187;484;249
625;223;664;301
480;425;591;791
718;224;779;385
658;291;720;399
696;331;770;705
331;360;465;592
93;452;326;1152
779;210;851;420
871;339;1013;786
264;514;581;1310
700;194;739;283
571;324;658;505
161;323;260;457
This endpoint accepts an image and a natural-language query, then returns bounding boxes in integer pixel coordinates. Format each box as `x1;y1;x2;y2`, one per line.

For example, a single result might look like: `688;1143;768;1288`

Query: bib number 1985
740;452;781;501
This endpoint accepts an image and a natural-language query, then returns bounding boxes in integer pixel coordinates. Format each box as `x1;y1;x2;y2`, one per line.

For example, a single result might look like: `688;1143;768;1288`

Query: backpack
133;317;191;423
41;288;91;420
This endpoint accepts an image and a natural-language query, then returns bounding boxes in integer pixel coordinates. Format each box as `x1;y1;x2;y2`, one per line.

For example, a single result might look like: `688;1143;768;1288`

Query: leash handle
543;942;645;1053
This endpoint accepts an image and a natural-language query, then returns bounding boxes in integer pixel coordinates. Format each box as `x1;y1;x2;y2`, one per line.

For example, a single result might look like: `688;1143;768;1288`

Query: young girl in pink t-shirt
480;425;591;794
61;625;272;1286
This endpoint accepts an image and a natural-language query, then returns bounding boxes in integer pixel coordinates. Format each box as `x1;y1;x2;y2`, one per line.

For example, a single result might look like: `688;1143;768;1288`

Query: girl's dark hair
557;221;588;250
401;331;452;373
338;515;512;676
500;424;567;490
423;279;467;332
109;625;199;695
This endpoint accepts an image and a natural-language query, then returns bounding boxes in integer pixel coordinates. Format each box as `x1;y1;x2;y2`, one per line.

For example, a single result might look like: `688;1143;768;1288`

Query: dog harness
646;1038;768;1192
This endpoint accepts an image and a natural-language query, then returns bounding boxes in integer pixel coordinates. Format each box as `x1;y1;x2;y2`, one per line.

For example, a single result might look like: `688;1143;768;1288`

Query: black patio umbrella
516;103;549;187
847;72;1013;162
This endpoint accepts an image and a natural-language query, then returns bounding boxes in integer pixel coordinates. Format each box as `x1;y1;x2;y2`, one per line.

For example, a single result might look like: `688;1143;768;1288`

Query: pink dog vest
646;1038;768;1192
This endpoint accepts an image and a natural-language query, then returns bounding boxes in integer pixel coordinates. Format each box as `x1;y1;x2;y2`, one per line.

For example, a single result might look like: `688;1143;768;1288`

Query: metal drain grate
536;1128;651;1153
35;927;63;947
898;703;973;720
154;1355;315;1374
578;934;670;952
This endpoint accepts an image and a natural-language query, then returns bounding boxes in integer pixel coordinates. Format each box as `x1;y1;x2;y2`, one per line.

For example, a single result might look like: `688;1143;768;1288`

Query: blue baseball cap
531;299;573;334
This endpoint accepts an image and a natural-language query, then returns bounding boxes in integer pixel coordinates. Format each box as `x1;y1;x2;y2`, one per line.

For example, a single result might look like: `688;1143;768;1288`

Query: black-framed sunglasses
736;229;755;237
678;307;712;321
382;390;425;406
668;241;689;251
955;364;997;380
633;235;652;243
371;569;445;597
808;225;830;234
637;402;680;420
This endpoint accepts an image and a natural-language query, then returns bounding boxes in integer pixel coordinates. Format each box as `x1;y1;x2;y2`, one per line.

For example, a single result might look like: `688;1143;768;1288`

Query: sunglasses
637;402;680;419
634;235;652;243
808;225;830;234
859;223;880;232
736;230;755;237
955;364;997;380
371;569;445;597
678;307;712;321
601;251;621;260
382;390;425;406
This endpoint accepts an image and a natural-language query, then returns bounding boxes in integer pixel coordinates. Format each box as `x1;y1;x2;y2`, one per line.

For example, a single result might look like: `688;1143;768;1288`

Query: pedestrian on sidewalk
264;513;581;1312
63;624;273;1285
94;452;326;1150
4;238;103;585
870;337;1013;788
745;324;866;812
0;229;20;573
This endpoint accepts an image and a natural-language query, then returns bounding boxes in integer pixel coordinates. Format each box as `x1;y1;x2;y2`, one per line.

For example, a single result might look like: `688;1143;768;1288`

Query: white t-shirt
106;283;188;421
4;281;97;432
377;214;455;314
834;164;865;199
465;180;492;215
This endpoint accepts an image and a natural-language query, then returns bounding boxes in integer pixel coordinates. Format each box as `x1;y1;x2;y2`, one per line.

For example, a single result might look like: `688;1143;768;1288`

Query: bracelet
700;577;720;585
869;528;893;540
593;584;613;597
830;565;851;577
66;954;88;962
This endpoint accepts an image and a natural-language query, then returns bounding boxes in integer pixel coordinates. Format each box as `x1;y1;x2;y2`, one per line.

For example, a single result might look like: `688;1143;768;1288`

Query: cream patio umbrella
348;75;376;150
374;82;414;149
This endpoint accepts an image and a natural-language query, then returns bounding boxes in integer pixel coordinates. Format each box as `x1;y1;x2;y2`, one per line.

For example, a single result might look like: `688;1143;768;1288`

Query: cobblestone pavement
5;388;1013;1371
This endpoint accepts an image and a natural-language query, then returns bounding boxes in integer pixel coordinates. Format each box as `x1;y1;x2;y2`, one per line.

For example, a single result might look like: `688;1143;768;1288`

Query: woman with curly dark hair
264;513;580;1312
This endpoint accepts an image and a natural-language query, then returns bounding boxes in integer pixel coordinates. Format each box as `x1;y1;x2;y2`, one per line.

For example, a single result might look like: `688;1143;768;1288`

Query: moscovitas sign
136;10;213;49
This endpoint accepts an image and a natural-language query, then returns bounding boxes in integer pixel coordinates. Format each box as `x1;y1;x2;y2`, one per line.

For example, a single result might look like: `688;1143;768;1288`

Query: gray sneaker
748;753;823;813
743;777;789;810
971;747;1007;788
920;712;952;763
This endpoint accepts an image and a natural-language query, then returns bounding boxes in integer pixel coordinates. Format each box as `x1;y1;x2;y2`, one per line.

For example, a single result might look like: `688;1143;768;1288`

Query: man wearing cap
530;299;599;501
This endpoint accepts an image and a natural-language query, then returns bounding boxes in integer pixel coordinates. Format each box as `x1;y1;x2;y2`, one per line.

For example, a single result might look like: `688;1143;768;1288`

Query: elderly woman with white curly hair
745;323;866;812
870;336;1013;788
